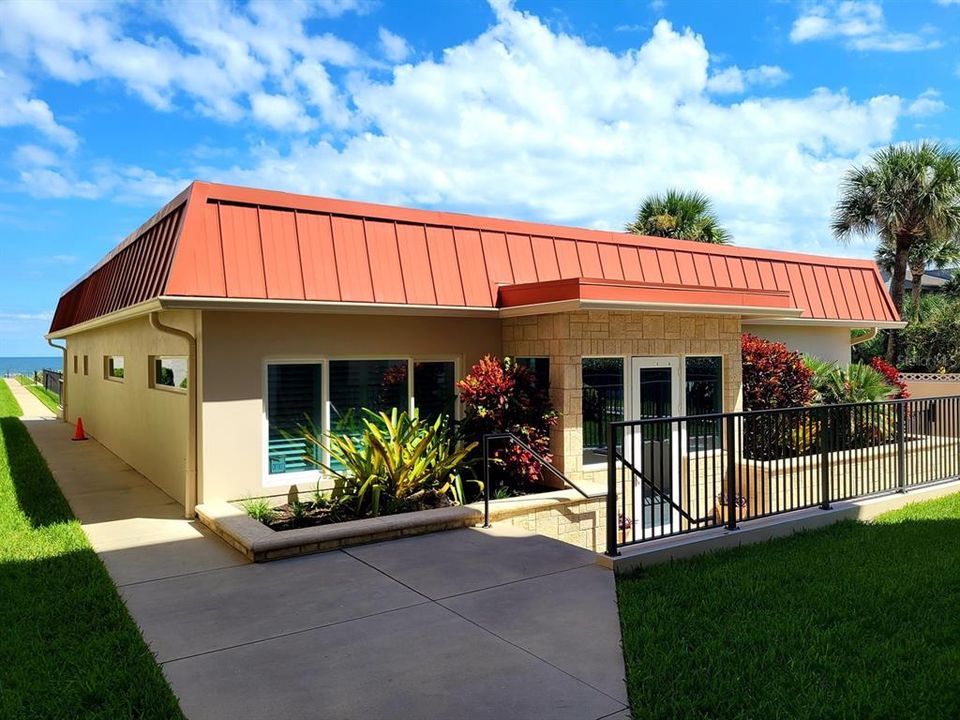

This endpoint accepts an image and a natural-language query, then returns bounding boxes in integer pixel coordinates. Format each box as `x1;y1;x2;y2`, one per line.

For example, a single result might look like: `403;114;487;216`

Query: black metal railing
482;432;591;527
606;395;960;556
42;368;63;401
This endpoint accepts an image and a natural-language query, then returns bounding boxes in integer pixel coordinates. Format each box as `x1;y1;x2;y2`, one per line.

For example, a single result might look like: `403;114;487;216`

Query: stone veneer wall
502;311;743;484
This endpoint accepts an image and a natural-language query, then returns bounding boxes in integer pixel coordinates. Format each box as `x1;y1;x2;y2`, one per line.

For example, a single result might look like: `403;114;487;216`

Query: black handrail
612;448;700;525
481;432;591;528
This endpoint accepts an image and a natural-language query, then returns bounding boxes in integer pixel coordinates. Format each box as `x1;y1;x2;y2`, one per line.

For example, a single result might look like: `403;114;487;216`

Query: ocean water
0;356;63;377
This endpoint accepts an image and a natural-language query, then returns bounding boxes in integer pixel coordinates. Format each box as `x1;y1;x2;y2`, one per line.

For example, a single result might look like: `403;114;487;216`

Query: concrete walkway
5;376;56;419
15;387;629;720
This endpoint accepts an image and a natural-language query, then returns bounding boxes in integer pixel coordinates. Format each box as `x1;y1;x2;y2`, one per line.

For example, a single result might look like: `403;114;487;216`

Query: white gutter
46;338;66;421
149;311;198;519
850;327;879;347
742;317;906;330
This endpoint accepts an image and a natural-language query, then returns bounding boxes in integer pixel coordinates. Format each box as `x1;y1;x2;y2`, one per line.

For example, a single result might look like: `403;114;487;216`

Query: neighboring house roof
49;181;902;335
880;268;957;291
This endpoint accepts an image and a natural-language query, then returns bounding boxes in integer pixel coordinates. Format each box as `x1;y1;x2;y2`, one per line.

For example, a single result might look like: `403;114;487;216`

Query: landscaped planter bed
197;482;607;562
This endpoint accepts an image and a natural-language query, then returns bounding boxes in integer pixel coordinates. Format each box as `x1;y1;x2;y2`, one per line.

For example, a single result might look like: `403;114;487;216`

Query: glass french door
630;357;681;535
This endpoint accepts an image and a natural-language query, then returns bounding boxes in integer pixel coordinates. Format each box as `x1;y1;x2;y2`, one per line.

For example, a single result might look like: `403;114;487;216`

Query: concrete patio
9;380;628;720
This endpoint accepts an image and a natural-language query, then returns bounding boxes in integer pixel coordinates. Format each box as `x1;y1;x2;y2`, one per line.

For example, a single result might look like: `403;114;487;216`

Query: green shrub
240;497;275;524
301;409;477;518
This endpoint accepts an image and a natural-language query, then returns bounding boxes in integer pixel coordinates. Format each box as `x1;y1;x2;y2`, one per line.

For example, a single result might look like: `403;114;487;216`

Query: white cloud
250;93;316;131
13;144;60;167
196;10;904;256
707;64;789;94
0;0;367;133
0;311;53;321
0;0;917;257
906;88;946;117
790;1;940;51
378;27;411;63
0;70;77;149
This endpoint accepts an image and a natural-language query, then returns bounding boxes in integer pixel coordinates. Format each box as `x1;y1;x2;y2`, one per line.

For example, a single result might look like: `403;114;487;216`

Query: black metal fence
605;395;960;556
42;369;63;401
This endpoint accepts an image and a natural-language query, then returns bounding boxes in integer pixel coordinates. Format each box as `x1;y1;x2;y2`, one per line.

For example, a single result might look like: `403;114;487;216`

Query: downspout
47;338;67;421
149;311;198;519
850;327;879;347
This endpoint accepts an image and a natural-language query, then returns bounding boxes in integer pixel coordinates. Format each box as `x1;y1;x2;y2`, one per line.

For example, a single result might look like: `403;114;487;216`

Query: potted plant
714;491;748;525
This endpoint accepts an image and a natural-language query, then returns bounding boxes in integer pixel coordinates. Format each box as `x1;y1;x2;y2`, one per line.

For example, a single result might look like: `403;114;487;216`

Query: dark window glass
267;364;323;475
582;358;624;465
685;356;722;450
413;361;457;421
329;359;408;438
515;357;550;390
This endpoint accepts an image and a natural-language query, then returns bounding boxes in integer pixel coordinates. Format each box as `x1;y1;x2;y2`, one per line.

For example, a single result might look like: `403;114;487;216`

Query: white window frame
262;355;461;488
581;354;631;471
681;354;725;455
151;355;188;394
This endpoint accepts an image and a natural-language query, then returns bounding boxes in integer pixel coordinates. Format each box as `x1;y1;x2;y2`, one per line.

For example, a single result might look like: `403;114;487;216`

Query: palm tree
832;142;960;362
626;189;731;244
875;235;960;321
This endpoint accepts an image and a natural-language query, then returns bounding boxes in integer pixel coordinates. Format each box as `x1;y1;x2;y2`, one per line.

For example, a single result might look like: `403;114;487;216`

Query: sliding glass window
582;358;624;466
413;361;457;422
267;363;323;476
685;356;722;451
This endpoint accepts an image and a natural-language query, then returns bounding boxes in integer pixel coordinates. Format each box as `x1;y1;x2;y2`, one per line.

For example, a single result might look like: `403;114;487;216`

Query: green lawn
0;381;184;719
618;493;960;719
15;374;60;413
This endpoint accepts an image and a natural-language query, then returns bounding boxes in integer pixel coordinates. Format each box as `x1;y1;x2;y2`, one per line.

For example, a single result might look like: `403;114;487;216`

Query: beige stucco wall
904;376;960;400
198;311;501;503
748;323;852;365
62;311;196;505
502;311;743;484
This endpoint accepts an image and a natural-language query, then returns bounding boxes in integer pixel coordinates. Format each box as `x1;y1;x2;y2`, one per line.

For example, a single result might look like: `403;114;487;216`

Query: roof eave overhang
45;298;165;339
157;296;500;318
498;299;805;319
741;317;907;329
497;278;801;319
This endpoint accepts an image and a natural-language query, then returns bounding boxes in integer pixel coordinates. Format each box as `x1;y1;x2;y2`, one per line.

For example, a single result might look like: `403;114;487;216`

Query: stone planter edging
197;482;608;562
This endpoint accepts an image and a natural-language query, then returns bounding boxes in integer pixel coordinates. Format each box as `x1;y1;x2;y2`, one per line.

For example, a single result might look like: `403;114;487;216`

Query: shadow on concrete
0;416;74;528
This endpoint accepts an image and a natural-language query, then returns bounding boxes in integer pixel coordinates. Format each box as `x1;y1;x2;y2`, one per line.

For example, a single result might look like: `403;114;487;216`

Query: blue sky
1;0;958;355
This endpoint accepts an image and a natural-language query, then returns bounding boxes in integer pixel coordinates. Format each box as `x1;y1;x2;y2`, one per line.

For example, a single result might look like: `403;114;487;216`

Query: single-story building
47;181;903;516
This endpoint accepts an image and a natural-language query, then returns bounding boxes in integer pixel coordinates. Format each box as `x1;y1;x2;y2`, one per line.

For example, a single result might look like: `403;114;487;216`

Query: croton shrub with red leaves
457;355;559;487
741;333;815;411
869;357;909;399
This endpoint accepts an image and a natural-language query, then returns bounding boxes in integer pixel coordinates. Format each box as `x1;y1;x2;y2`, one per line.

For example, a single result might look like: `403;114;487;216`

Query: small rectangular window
267;363;323;476
515;357;550;390
73;356;78;374
413;361;457;421
582;358;624;466
153;356;188;391
105;356;125;381
685;356;723;451
82;355;89;376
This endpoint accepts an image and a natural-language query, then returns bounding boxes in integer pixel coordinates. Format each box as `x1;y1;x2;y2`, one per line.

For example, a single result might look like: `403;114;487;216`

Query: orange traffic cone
72;417;88;441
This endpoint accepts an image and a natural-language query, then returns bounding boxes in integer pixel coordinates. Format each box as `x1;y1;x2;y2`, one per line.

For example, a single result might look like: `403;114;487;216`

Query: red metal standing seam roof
48;181;901;334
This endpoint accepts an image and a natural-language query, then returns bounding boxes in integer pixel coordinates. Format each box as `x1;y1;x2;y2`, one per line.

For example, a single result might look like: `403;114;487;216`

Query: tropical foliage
875;235;960;320
457;355;558;489
832;142;960;360
626;189;731;244
741;334;814;411
804;357;895;405
302;409;477;518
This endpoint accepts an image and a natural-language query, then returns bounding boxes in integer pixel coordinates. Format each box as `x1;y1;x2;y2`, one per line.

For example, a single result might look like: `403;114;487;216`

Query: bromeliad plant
301;409;478;519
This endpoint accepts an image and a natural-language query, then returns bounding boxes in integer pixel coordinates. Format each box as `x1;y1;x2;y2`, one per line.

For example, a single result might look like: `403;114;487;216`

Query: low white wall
747;324;852;365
